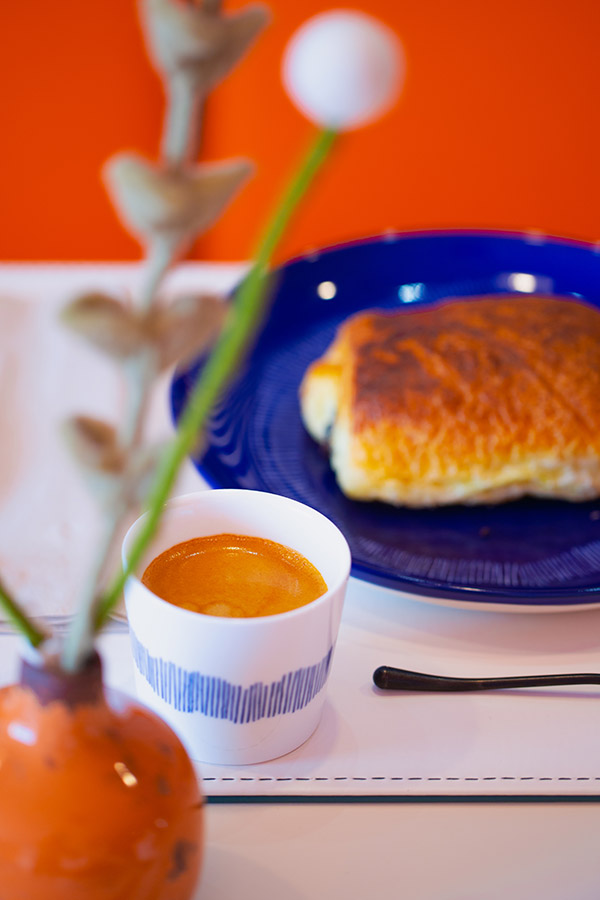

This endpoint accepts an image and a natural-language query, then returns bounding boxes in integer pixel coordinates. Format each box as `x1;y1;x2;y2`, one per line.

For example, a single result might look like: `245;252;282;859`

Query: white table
198;801;600;900
0;264;599;899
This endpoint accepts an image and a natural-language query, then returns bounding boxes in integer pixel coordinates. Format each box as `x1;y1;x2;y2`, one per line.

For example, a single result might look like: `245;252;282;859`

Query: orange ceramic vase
0;650;204;899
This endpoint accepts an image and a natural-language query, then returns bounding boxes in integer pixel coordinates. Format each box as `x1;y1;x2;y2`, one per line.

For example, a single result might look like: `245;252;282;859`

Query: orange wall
1;1;599;263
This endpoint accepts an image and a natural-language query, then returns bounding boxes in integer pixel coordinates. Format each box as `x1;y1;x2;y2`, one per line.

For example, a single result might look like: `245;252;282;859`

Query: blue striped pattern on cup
130;629;334;723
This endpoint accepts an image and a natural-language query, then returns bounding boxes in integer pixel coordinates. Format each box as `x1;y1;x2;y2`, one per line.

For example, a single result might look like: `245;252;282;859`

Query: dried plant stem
139;238;177;309
162;75;203;166
61;289;166;670
62;65;201;669
95;126;337;627
62;238;173;669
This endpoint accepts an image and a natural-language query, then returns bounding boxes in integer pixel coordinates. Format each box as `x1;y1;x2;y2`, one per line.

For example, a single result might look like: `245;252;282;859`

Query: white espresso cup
122;489;351;765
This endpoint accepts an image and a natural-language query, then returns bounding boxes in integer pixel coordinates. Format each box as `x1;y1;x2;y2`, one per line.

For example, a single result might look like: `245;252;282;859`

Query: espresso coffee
141;533;328;618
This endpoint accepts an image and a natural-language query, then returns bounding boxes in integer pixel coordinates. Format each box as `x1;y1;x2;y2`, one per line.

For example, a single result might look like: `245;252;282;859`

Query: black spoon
373;665;600;692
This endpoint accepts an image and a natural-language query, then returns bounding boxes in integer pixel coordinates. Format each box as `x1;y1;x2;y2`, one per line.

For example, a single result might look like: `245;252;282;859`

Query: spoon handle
373;666;600;692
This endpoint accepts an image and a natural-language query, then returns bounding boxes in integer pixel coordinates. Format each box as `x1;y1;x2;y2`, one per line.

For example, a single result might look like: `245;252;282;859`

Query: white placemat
2;564;600;799
0;583;593;799
98;582;600;798
191;581;600;798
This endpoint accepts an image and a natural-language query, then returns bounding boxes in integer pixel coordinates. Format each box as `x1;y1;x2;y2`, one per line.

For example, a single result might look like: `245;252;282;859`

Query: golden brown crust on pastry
299;295;600;506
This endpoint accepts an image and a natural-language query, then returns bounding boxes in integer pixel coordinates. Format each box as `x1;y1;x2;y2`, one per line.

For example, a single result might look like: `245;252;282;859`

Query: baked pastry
299;294;600;506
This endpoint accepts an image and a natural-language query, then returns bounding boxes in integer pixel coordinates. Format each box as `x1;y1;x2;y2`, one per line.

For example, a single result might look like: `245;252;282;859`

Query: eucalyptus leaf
149;293;227;369
61;293;147;358
104;154;253;251
63;416;125;474
141;0;270;90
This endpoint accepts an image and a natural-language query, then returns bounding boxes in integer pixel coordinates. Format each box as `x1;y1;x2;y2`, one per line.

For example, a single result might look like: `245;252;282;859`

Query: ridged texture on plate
299;295;600;506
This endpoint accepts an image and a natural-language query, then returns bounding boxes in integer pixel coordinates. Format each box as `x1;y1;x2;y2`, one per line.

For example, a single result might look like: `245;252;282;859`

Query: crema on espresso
141;533;328;618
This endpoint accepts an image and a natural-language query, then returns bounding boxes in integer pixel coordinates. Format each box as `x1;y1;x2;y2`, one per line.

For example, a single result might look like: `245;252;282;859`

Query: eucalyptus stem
139;238;176;310
162;74;202;165
95;126;337;627
61;251;172;671
63;187;178;672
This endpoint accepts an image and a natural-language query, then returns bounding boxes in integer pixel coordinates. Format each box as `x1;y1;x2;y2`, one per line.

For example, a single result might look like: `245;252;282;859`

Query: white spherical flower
282;10;405;131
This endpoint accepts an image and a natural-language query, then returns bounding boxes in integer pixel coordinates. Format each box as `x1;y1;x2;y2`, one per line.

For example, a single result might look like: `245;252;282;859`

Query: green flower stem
94;126;337;628
0;579;46;647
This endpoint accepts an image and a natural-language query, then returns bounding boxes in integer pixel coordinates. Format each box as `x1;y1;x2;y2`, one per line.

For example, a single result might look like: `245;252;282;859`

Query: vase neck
20;650;104;707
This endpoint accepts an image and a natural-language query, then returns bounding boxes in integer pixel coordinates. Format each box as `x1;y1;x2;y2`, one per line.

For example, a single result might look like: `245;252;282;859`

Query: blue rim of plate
171;229;600;609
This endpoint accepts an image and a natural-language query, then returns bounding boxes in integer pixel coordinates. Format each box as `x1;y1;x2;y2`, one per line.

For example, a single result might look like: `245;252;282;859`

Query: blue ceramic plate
172;230;600;610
